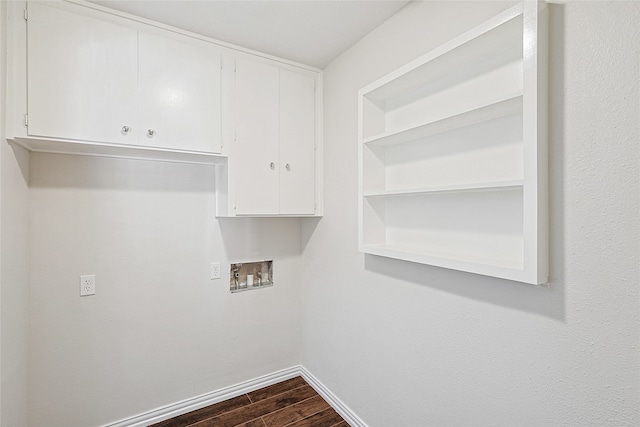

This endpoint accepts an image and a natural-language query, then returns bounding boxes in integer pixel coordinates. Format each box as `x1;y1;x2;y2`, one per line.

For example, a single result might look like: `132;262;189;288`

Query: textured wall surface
301;1;639;425
0;0;30;424
28;154;303;426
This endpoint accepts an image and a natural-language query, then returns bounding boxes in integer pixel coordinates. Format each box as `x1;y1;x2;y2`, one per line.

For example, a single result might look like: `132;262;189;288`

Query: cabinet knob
285;163;291;171
121;125;130;135
270;162;275;170
147;129;155;138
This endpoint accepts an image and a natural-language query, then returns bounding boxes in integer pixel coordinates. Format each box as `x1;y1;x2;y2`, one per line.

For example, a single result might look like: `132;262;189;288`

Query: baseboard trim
102;366;301;427
102;365;367;427
299;366;368;427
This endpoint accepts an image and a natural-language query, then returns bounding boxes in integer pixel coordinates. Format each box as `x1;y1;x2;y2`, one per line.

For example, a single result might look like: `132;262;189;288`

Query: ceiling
87;0;411;69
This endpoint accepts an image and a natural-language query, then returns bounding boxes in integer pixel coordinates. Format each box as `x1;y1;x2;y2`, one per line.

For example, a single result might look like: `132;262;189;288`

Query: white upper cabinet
227;58;318;216
138;31;221;153
13;1;223;163
358;2;547;284
27;3;139;145
6;1;322;215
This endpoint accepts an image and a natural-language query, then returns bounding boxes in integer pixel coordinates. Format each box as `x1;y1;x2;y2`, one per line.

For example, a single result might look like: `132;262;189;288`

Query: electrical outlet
210;262;221;280
80;274;96;296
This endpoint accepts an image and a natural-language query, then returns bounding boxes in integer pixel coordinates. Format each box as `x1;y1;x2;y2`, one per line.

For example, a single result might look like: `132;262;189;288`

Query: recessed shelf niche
358;2;548;284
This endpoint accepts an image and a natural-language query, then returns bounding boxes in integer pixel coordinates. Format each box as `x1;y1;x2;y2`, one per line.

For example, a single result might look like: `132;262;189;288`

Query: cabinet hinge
24;8;28;21
23;114;28;127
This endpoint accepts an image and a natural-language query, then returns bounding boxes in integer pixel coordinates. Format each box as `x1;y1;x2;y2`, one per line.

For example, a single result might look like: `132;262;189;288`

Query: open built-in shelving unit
358;2;548;284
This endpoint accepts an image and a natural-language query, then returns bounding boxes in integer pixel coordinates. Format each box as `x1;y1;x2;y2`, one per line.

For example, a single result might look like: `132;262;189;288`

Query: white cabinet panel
279;69;315;215
138;32;221;153
229;59;318;216
27;2;138;144
234;59;280;215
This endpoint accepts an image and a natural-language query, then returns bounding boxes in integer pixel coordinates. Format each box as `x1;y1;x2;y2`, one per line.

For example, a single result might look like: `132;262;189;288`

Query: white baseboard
299;366;368;427
102;365;367;427
102;366;301;427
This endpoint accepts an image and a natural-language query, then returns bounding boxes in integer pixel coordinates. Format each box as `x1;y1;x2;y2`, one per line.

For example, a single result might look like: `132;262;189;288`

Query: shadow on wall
364;3;566;322
219;217;303;262
27;151;215;193
300;217;322;252
7;141;30;184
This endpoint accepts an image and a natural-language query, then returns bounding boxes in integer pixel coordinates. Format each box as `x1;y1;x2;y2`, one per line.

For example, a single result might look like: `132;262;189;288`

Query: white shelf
363;93;523;147
362;4;523;108
357;1;548;285
361;243;526;281
11;136;227;165
364;180;523;198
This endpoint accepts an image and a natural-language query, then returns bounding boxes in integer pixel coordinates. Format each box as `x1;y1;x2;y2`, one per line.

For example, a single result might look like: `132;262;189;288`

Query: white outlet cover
80;274;96;296
211;262;221;280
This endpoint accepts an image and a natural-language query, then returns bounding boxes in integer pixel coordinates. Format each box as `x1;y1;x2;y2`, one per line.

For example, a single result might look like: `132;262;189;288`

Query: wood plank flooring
151;376;347;427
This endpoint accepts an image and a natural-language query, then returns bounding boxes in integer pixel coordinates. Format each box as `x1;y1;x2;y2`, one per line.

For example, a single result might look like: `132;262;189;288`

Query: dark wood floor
151;376;347;427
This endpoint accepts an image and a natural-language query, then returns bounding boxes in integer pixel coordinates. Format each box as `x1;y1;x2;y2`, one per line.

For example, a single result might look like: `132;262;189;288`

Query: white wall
0;142;29;427
0;1;30;425
28;153;303;426
301;1;639;426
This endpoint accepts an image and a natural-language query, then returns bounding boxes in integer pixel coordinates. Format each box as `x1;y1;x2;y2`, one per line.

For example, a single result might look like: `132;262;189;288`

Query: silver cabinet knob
285;163;291;171
270;162;275;170
121;125;130;135
147;129;155;138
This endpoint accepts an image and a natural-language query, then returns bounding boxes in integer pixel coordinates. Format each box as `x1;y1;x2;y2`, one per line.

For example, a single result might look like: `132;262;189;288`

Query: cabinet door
27;3;138;144
234;59;280;215
138;32;222;153
279;70;316;215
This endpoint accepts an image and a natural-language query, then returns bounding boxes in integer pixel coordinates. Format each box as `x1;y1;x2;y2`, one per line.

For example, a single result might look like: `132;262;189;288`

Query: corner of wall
0;0;30;424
